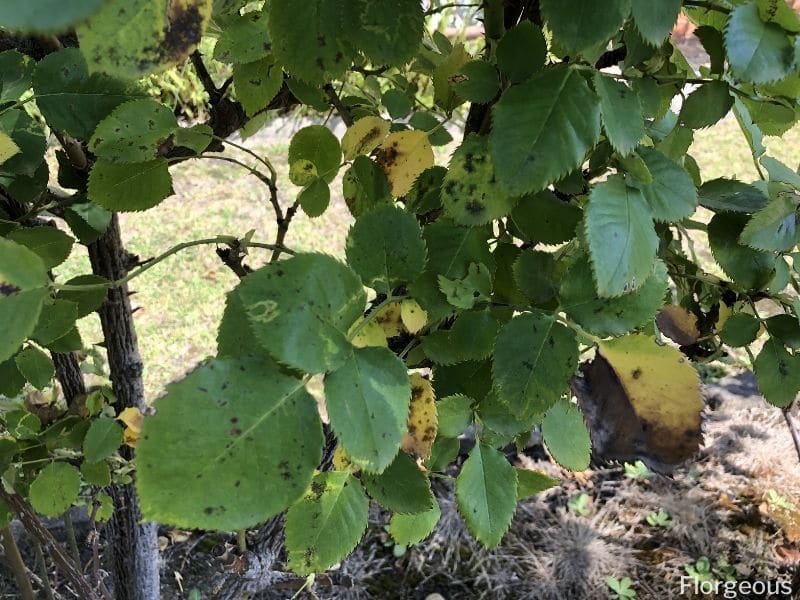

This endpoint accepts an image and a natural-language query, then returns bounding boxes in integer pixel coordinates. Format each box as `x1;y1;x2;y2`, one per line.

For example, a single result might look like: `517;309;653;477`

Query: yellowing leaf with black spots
401;373;437;460
656;305;701;346
374;301;403;337
575;334;703;472
376;131;434;198
342;116;390;161
0;132;20;165
77;0;212;79
400;299;427;334
332;444;358;472
118;406;143;447
284;472;369;575
442;134;518;226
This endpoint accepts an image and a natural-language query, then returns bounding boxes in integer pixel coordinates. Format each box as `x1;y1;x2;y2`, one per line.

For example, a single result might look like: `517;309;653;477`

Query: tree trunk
88;214;160;600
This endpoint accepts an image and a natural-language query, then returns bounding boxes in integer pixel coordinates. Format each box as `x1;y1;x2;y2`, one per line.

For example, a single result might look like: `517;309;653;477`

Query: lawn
55;116;800;399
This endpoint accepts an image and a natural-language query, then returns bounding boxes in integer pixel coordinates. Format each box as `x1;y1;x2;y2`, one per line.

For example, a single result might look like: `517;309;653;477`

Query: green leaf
89;99;178;162
633;147;698;222
726;1;793;84
516;469;559;500
345;204;426;294
382;89;412;119
15;345;54;390
680;81;733;129
389;499;441;546
297;178;330;217
449;310;500;362
761;156;800;189
324;346;410;473
438;262;492;309
766;314;800;349
404;165;445;215
758;0;800;32
212;11;271;64
593;74;644;156
452;60;500;104
174;124;213;155
585;175;658;297
437;395;474;438
409;221;494;320
740;194;799;252
81;461;111;487
733;97;766;159
541;399;591;471
0;51;32;104
76;0;211;79
285;471;369;575
56;275;109;318
136;357;324;530
513;249;556;306
288;125;342;184
508;191;582;245
361;451;433;513
83;417;123;463
233;57;283;116
63;202;113;244
490;67;600;196
719;312;761;347
541;0;630;55
32;300;78;345
88;159;173;212
455;443;517;548
492;312;579;418
442;134;518;226
560;256;668;337
0;239;48;363
0;109;45;177
629;0;680;46
754;338;800;408
424;436;460;472
268;0;357;84
343;156;392;218
216;290;272;361
33;49;142;139
708;212;776;290
351;0;424;67
698;178;768;213
7;227;74;269
29;463;81;518
0;358;26;398
496;21;547;84
0;0;105;33
238;254;366;374
432;43;470;113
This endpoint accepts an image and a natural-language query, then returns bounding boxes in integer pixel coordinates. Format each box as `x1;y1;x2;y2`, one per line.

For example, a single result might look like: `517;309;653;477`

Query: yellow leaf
401;373;438;460
118;406;143;433
332;444;358;472
341;116;390;160
400;298;427;334
0;132;20;165
118;406;143;447
374;301;403;337
597;334;702;466
655;305;700;345
715;300;732;331
376;131;434;197
349;318;387;348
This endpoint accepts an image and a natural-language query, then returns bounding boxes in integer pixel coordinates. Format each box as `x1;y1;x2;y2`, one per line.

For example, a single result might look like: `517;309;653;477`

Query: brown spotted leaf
574;334;703;472
376;131;435;198
656;305;701;346
401;373;438;460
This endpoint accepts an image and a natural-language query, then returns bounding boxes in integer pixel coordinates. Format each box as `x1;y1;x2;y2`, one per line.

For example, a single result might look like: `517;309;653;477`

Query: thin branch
0;489;104;600
682;0;731;14
190;50;221;102
424;2;481;16
272;201;298;262
783;403;800;464
324;84;354;126
1;526;36;600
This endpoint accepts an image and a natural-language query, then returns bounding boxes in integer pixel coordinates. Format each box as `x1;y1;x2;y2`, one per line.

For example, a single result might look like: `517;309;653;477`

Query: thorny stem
33;540;54;600
63;510;81;569
1;526;36;600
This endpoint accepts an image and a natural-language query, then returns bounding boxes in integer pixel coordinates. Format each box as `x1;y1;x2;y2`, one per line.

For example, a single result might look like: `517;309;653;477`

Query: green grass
55;117;800;399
